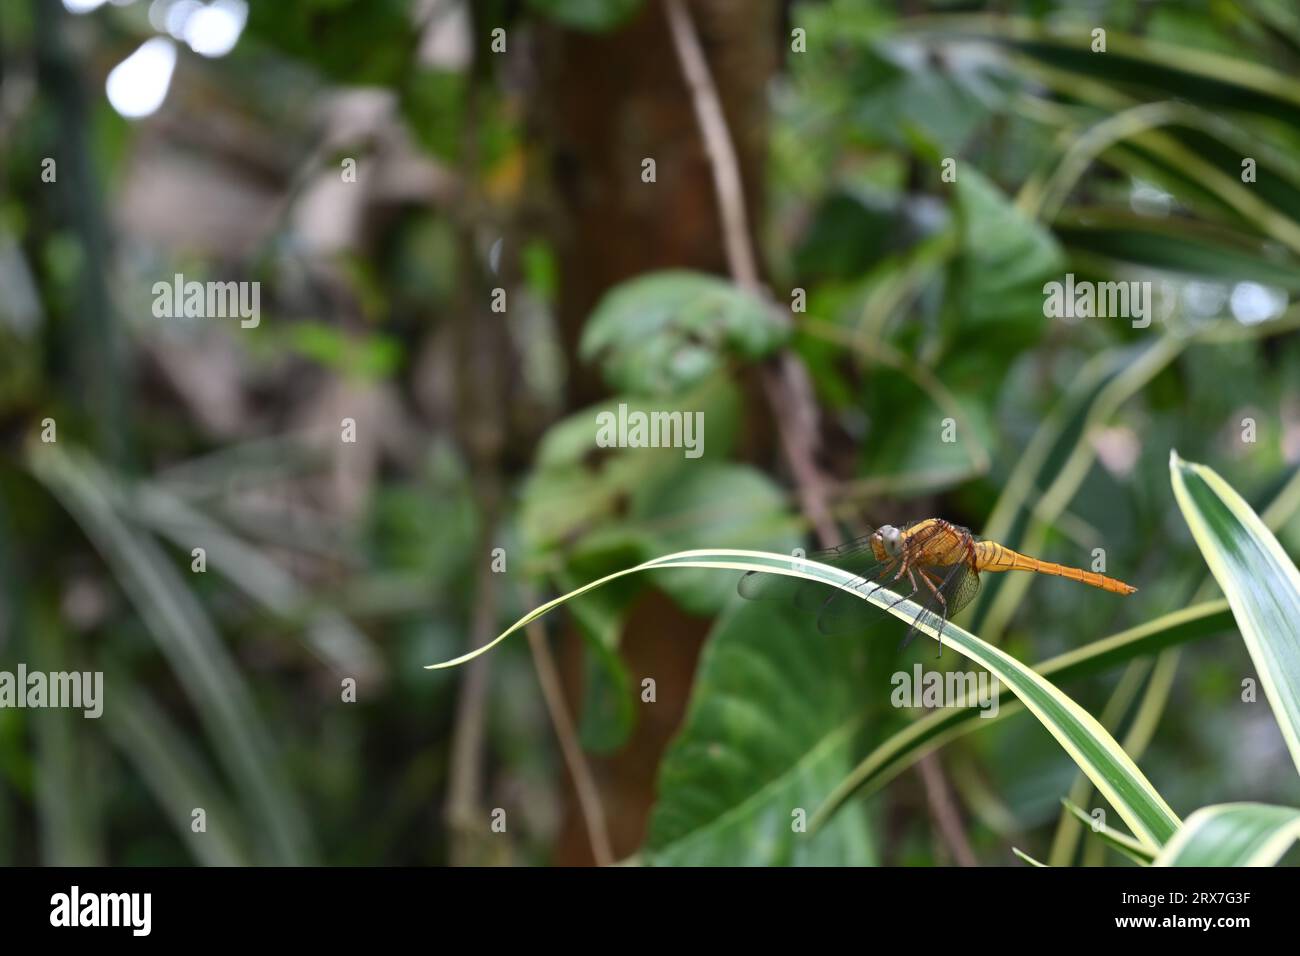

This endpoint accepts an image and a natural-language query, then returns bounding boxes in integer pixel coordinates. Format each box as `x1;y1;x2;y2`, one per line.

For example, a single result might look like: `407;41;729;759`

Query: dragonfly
737;518;1137;654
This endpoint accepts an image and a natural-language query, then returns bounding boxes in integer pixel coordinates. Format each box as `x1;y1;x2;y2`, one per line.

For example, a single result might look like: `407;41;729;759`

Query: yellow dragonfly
738;518;1137;649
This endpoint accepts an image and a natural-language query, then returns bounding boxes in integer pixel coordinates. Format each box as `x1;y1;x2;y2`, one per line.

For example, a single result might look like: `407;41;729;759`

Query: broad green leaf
1170;452;1300;776
955;168;1065;328
429;547;1182;849
1061;799;1155;865
817;601;1231;820
644;599;876;865
579;271;789;396
1154;803;1300;866
520;376;741;551
793;189;903;282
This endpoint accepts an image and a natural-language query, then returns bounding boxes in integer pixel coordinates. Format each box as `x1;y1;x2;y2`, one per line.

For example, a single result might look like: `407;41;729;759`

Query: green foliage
526;0;644;32
580;271;790;396
645;600;876;865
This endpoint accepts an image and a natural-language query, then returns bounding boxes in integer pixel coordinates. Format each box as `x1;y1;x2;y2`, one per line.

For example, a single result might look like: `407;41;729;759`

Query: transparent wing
903;562;981;634
806;521;959;634
736;535;883;610
737;522;959;636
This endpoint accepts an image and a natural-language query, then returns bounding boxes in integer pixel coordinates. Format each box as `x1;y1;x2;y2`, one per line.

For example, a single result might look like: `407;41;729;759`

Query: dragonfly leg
917;568;949;657
883;567;919;611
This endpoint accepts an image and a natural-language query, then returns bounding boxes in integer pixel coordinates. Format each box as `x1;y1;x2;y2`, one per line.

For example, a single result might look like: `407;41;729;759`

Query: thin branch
917;753;978;867
524;607;615;866
662;0;838;547
444;513;501;864
662;0;760;290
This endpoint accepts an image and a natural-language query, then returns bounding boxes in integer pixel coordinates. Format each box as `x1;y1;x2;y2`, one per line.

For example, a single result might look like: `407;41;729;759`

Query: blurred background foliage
1;0;1298;866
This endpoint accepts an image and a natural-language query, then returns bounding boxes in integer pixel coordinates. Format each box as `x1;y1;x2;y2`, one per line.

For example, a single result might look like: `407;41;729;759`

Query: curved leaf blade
1155;803;1300;866
431;547;1180;849
1061;798;1155;865
817;601;1231;819
1170;452;1300;776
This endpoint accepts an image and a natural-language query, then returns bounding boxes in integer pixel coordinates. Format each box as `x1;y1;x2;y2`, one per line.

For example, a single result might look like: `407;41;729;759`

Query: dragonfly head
873;524;903;559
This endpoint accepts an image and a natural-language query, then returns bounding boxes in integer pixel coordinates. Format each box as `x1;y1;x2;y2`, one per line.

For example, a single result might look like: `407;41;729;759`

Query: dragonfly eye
879;524;902;557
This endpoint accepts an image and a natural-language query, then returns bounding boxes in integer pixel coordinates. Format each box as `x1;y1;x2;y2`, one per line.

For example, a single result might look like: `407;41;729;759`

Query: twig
444;514;501;865
443;6;506;865
662;0;760;289
524;606;615;866
917;753;978;867
662;0;838;547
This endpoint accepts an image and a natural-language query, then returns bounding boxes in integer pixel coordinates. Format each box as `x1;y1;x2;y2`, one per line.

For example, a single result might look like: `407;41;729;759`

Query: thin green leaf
1061;798;1156;865
1013;847;1049;866
816;601;1230;822
432;547;1181;848
102;676;251;866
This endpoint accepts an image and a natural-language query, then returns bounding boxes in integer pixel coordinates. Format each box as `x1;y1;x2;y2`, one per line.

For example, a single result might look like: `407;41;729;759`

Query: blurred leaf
955;168;1065;328
1057;212;1300;291
103;677;251;866
28;443;315;864
793;189;902;282
847;40;1003;155
919;16;1300;126
974;339;1184;639
30;611;101;865
526;0;644;31
637;464;801;615
580;271;789;396
1170;452;1300;776
128;477;383;683
520;376;741;552
1154;803;1300;866
246;0;413;85
287;323;403;382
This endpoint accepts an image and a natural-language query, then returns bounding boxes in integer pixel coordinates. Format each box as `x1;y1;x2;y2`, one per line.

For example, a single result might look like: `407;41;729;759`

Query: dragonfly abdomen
973;541;1137;595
